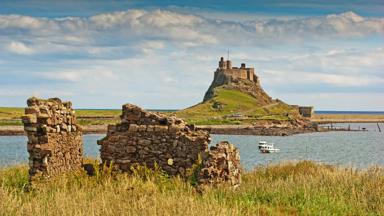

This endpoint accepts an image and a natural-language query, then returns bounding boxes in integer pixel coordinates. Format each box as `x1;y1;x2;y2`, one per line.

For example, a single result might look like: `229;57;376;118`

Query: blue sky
0;0;383;110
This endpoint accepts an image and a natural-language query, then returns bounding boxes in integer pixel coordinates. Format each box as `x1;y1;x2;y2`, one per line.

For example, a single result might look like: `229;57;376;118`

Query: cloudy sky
1;0;383;110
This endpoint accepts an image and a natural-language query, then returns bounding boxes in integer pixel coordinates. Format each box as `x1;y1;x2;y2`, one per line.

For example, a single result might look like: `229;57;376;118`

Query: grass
2;105;384;126
0;161;383;215
0;107;122;126
176;88;297;125
312;114;384;123
0;107;24;120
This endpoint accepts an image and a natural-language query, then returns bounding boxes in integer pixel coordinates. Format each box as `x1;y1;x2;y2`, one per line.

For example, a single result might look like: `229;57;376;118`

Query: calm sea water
1;123;383;170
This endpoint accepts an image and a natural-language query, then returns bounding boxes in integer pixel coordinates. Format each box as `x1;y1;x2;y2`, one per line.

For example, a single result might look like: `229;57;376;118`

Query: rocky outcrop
198;141;241;187
203;58;272;105
22;97;83;180
98;104;211;177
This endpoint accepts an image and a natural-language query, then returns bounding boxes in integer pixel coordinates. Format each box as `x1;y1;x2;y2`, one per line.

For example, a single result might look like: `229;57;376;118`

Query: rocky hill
177;57;312;130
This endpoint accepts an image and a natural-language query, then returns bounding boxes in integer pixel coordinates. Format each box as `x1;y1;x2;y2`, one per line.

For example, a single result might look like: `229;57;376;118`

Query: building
216;57;259;83
298;106;314;118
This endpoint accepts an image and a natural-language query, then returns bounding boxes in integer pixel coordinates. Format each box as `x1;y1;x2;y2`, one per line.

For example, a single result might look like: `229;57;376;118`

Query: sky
0;0;383;110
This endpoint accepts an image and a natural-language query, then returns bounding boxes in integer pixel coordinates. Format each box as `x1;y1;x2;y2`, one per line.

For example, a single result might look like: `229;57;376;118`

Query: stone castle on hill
203;57;313;117
203;57;268;103
217;57;259;84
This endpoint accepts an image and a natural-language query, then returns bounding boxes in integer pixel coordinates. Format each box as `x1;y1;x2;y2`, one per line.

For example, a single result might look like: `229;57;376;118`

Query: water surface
1;124;383;170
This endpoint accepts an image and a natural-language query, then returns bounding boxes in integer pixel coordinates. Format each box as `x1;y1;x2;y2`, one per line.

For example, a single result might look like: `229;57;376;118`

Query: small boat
258;141;268;149
259;141;280;153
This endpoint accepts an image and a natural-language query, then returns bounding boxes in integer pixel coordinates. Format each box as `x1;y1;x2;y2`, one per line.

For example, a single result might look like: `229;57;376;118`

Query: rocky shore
0;124;319;136
196;125;319;136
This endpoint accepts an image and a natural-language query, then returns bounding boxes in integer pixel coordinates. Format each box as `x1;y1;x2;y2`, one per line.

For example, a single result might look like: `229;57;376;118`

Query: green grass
0;107;24;120
0;161;383;215
176;88;297;125
0;107;122;126
75;109;121;117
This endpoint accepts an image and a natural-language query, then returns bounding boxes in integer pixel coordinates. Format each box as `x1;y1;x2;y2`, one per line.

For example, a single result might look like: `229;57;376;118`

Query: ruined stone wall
98;104;211;176
222;68;249;80
198;141;241;187
22;97;83;180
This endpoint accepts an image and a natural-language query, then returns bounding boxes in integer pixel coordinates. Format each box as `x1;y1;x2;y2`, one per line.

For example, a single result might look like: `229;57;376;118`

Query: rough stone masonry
22;97;83;180
98;104;211;177
98;103;241;187
198;141;241;187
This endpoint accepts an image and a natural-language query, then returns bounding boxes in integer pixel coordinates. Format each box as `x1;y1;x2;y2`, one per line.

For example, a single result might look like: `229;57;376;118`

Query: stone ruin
22;97;83;180
98;103;241;186
97;104;210;176
198;141;241;187
22;98;241;187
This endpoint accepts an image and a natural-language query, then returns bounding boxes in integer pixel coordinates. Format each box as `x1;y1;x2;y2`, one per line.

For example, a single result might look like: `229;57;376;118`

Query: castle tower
219;57;227;69
226;60;232;69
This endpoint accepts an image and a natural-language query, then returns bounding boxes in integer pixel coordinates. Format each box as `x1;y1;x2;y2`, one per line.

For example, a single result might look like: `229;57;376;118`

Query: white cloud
0;9;383;109
1;10;383;56
306;73;384;87
38;69;117;82
7;41;34;55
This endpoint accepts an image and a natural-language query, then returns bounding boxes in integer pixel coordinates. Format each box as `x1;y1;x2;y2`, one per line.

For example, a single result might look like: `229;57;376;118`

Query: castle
216;57;259;83
203;57;264;102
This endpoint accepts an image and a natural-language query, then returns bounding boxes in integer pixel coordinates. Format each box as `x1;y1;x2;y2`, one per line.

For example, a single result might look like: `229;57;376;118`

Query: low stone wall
198;141;241;187
98;104;211;176
22;97;83;180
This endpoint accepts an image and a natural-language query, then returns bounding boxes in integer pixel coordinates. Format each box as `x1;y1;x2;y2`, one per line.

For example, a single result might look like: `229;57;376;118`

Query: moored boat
259;141;280;153
258;141;268;149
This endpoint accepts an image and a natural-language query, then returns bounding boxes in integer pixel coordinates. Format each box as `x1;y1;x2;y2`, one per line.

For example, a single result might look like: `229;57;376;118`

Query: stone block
128;124;138;132
21;114;37;124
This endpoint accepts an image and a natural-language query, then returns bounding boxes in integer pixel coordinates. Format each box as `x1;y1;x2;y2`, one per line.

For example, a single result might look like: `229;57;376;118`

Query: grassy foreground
1;161;383;215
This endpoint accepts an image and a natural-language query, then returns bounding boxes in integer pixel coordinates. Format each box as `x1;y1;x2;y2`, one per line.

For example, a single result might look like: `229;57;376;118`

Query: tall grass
0;161;383;215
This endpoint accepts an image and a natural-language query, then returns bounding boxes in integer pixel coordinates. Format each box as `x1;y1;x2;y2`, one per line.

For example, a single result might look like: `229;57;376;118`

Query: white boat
259;141;280;153
258;141;268;149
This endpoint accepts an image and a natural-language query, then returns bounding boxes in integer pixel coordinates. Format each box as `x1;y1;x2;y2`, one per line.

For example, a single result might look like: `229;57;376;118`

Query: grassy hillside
0;161;383;215
176;87;298;125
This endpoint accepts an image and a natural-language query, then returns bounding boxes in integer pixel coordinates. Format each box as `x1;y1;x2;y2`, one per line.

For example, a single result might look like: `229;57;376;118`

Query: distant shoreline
0;125;108;136
1;119;383;136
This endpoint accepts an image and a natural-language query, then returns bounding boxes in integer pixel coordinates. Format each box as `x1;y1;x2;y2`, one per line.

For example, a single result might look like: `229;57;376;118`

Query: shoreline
0;121;376;136
311;119;384;123
0;125;108;136
0;124;318;136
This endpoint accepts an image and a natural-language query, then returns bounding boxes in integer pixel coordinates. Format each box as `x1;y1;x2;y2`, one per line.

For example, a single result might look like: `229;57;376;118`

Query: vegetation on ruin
1;160;383;215
176;87;298;125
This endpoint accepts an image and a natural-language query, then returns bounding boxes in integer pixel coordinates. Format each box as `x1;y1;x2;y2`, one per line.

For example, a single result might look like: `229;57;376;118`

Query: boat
259;141;280;153
258;141;268;149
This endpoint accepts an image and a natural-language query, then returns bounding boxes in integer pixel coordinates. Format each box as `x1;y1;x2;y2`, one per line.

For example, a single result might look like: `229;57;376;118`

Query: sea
1;123;383;170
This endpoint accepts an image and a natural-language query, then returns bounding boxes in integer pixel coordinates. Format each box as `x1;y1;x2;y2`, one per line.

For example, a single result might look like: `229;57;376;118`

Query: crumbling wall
98;104;211;176
22;97;83;180
198;141;241;187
